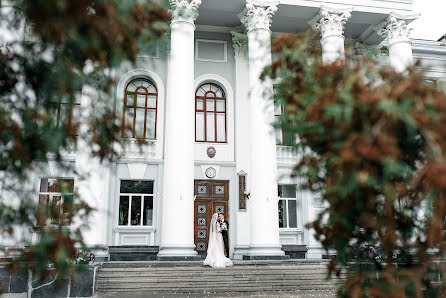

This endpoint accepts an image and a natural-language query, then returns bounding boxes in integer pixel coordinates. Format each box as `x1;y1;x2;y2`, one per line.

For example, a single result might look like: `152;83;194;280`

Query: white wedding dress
203;213;233;268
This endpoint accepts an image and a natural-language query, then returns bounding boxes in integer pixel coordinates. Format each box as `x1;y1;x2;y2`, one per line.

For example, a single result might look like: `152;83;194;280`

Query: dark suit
219;220;229;258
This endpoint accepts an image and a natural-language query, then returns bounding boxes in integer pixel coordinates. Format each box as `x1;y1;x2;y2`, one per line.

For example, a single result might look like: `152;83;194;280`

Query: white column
309;6;352;64
158;0;201;259
241;1;284;258
376;13;420;72
231;32;251;259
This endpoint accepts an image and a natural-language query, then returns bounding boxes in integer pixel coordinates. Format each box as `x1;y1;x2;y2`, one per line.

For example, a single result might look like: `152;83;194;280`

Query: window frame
38;177;75;226
195;83;227;143
278;185;298;229
50;97;81;136
122;78;158;140
195;39;228;63
117;179;155;227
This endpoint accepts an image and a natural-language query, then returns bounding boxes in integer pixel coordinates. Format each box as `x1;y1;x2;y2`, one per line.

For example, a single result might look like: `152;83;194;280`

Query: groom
217;213;230;258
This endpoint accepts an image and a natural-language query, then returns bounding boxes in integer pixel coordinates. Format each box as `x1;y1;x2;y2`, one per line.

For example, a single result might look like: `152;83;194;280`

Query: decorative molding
309;6;352;39
195;39;228;63
161;32;171;55
241;1;278;32
375;13;420;46
231;31;248;57
169;0;201;24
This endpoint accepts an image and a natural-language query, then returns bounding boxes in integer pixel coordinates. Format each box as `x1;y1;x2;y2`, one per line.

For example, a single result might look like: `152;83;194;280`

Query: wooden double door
194;180;229;255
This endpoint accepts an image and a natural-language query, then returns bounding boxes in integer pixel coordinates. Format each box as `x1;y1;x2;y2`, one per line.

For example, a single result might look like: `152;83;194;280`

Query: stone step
97;275;342;283
95;261;343;295
99;265;329;272
100;259;330;268
98;272;336;278
96;285;339;294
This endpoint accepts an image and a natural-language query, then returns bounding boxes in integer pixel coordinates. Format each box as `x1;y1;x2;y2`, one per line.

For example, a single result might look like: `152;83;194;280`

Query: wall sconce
237;170;248;210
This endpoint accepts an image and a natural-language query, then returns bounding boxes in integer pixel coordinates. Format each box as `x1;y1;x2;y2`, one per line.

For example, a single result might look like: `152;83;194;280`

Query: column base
246;244;285;258
157;244;199;261
306;246;324;259
157;255;201;261
243;255;290;260
233;245;250;260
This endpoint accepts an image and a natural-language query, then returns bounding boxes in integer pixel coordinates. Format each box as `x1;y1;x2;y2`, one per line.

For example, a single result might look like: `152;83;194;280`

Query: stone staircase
95;260;343;295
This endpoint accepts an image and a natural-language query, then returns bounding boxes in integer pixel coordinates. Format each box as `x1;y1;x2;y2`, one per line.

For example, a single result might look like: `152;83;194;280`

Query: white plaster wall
194;31;237;163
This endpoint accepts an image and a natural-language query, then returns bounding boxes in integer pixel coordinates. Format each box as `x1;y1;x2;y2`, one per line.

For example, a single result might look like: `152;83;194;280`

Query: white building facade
19;0;446;260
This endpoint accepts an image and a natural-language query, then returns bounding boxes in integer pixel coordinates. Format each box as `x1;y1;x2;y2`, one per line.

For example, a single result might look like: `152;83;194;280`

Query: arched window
123;78;158;139
195;83;227;143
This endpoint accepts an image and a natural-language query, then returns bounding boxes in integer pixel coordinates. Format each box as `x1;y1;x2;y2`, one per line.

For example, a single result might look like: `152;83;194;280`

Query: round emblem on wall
207;146;216;158
205;167;217;179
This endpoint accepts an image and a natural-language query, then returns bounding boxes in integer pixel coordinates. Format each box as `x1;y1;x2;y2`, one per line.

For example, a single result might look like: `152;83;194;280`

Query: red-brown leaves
266;31;446;296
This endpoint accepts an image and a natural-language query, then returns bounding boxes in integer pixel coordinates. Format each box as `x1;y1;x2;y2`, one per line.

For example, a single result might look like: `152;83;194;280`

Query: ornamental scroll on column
309;6;352;63
241;1;277;32
169;0;201;23
375;13;419;72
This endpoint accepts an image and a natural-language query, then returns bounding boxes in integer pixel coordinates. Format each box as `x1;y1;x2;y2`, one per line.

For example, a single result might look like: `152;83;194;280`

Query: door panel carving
194;180;229;256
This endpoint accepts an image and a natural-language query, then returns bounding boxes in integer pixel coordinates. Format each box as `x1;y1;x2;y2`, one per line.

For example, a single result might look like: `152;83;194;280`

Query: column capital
169;0;201;24
231;31;248;57
241;1;278;32
375;13;420;46
309;6;352;39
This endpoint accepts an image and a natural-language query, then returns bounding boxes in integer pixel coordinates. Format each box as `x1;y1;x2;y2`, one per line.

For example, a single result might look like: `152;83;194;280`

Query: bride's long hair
207;213;218;254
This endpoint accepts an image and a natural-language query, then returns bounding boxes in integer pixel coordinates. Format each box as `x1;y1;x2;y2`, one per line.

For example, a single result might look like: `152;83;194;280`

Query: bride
203;213;233;268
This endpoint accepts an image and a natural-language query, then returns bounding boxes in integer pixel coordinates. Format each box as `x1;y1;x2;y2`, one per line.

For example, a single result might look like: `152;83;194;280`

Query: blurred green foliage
0;0;169;288
265;32;446;297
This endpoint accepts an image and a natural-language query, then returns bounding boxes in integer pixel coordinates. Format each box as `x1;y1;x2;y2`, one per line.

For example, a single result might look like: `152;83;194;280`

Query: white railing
276;145;298;165
120;138;157;159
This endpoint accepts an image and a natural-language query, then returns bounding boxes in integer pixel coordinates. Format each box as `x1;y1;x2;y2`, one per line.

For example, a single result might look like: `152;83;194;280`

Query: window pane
216;100;225;112
216;113;226;142
62;194;73;225
125;108;135;135
136;94;146;108
206;113;215;142
275;127;283;145
135;109;146;138
196;112;205;141
274;103;282;116
215;88;223;98
284;131;295;146
288;200;297;228
278;185;296;198
40;179;49;192
118;196;129;225
127;83;136;92
37;194;49;225
146;110;156;139
126;94;135;107
50;195;62;225
120;180;154;194
206;99;215;111
147;95;157;108
196;87;205;97
131;196;142;225
143;196;154;226
196;99;204;110
147;85;156;94
278;200;287;228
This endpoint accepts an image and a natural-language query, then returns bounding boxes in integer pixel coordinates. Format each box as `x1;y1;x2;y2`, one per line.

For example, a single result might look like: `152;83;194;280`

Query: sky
410;0;446;40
